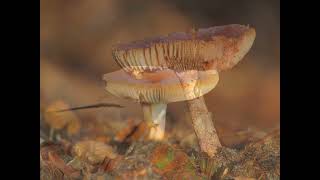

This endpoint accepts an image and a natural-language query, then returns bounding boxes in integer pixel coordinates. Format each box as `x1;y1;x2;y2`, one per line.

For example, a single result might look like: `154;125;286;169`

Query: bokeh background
40;0;279;147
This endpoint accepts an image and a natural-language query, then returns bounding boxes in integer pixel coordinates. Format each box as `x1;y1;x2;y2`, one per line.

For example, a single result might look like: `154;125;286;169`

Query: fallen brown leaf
44;101;71;130
67;117;81;136
118;167;148;179
115;119;149;142
114;119;135;142
73;140;118;165
40;142;80;179
99;155;124;173
44;100;81;135
94;135;111;143
234;176;256;180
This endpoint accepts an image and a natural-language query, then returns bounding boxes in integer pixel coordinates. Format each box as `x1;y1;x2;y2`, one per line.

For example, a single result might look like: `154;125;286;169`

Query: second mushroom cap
103;69;219;104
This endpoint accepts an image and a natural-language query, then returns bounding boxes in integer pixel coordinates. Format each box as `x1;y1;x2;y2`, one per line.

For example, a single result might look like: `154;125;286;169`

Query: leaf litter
40;100;279;180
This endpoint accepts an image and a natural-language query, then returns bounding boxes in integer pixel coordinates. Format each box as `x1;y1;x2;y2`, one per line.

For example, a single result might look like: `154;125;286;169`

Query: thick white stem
142;103;167;140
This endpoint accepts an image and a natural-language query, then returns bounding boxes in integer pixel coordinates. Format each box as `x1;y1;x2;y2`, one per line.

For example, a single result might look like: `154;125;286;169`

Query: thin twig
47;103;124;113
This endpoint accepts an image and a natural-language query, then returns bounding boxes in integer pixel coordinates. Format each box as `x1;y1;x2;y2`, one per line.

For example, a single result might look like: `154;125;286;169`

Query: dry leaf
40;142;80;179
41;163;65;180
171;170;203;179
234;176;256;180
67;118;81;136
128;121;149;141
118;168;148;179
114;119;135;142
47;151;79;176
98;155;124;173
73;140;118;165
44;100;80;131
67;157;84;170
94;136;111;143
115;119;149;142
44;101;70;129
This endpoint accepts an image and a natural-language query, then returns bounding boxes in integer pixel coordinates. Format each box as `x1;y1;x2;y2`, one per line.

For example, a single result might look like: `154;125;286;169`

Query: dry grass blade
48;103;124;113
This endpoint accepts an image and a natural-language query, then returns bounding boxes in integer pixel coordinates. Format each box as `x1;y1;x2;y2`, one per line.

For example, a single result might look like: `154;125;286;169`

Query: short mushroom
103;69;219;140
110;24;256;157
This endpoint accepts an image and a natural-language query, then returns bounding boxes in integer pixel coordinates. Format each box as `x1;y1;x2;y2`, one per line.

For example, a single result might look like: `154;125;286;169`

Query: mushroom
103;69;219;140
112;24;255;75
109;24;256;157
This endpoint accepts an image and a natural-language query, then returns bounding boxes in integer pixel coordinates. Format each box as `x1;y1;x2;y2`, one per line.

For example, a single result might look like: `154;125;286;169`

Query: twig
47;103;124;113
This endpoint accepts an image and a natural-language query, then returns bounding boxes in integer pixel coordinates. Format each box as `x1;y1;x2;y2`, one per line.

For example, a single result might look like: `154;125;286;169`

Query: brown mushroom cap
103;69;219;104
112;24;256;73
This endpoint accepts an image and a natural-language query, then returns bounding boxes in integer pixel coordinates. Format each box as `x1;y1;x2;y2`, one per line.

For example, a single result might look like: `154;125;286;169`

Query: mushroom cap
103;69;219;104
112;24;256;73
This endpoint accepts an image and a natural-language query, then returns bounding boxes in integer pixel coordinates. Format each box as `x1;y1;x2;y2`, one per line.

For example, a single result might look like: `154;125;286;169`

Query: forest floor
40;102;279;180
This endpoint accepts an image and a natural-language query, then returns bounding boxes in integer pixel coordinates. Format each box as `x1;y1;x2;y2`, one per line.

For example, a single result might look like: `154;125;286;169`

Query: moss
155;147;174;169
185;160;196;171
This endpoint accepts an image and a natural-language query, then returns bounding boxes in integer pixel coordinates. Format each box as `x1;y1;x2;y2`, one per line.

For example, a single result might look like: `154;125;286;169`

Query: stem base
142;103;167;140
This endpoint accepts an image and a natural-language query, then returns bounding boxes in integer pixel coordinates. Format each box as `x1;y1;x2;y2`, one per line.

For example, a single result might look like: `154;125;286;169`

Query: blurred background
40;0;279;147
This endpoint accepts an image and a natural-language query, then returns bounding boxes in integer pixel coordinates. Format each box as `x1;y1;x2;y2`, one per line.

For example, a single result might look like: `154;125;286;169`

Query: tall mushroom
103;69;219;140
110;24;256;157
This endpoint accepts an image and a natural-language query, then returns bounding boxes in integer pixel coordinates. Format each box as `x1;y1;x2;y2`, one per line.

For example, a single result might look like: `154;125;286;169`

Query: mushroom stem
175;70;221;157
141;103;167;140
187;96;221;157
